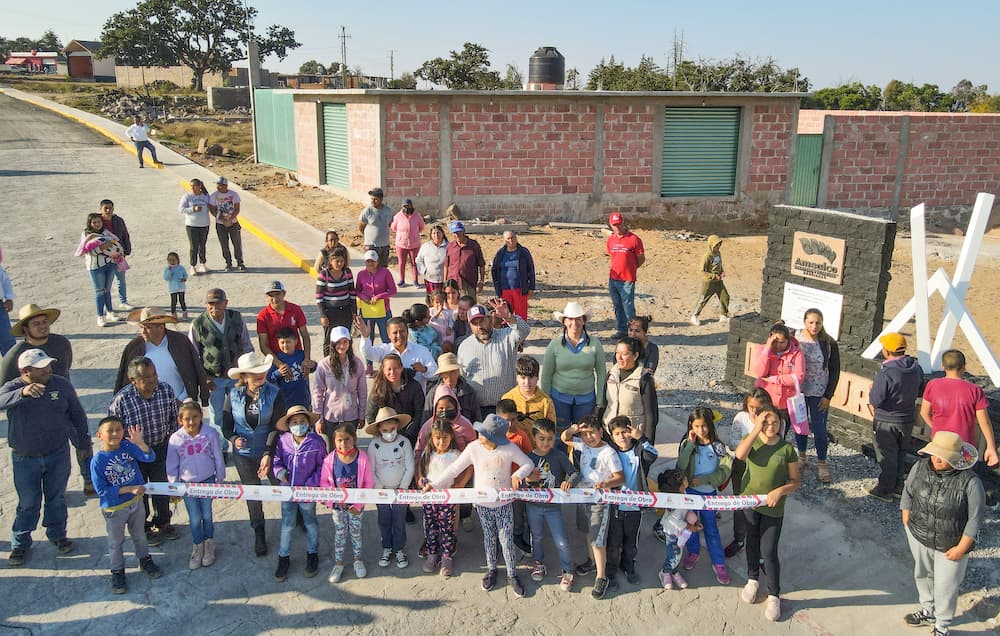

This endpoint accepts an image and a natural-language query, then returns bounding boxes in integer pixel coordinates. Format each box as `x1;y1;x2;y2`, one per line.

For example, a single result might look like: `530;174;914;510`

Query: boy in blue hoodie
867;332;923;501
91;416;163;594
268;327;311;408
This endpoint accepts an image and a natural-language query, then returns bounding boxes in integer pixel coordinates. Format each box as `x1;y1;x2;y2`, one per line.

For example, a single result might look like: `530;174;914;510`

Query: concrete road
0;91;990;635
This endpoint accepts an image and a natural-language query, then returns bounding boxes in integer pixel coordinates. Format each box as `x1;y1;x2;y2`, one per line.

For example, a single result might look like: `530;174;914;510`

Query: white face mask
381;430;398;443
290;424;309;436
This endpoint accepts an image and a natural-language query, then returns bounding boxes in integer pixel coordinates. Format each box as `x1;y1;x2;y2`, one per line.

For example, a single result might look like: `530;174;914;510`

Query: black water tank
528;46;565;86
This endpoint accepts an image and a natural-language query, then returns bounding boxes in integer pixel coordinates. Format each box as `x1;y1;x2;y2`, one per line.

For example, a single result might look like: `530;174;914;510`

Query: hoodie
868;355;923;423
752;338;805;410
413;383;476;463
272;431;328;487
701;235;724;281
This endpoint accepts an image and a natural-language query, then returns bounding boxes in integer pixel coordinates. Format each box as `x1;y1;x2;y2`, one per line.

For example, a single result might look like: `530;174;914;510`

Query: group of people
0;180;992;634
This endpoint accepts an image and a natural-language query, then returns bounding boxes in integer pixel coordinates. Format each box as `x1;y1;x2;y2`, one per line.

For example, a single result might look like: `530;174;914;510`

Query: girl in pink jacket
751;324;804;432
320;423;374;583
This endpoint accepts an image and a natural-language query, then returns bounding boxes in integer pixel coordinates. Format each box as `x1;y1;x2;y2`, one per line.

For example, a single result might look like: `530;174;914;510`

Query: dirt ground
200;155;1000;376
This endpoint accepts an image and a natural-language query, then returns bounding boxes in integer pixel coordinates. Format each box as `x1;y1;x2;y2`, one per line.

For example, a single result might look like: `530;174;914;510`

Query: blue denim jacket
229;382;280;458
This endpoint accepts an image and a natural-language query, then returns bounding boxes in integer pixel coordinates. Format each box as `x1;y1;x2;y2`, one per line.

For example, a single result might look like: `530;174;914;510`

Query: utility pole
671;29;684;90
339;26;350;88
389;50;395;81
245;1;258;162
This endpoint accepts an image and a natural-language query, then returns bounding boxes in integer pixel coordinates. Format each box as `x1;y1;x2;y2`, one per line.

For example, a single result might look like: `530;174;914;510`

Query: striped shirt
108;382;179;446
316;267;356;305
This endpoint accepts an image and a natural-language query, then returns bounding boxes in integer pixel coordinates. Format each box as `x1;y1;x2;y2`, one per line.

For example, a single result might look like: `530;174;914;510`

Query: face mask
438;408;458;421
290;424;309;436
381;430;398;443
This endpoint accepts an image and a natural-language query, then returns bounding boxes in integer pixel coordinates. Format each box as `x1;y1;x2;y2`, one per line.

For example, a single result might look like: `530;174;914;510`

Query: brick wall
746;103;795;195
347;103;380;194
450;102;597;197
602;105;652;193
824;114;902;209
293;101;320;184
902;116;1000;207
384;101;440;197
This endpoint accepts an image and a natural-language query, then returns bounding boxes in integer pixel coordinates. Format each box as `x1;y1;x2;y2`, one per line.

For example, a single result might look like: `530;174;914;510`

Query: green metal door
790;134;823;206
661;107;741;197
253;89;297;171
322;103;349;189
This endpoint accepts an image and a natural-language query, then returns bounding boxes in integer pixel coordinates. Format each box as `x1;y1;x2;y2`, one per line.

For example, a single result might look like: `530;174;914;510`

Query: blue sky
5;1;998;92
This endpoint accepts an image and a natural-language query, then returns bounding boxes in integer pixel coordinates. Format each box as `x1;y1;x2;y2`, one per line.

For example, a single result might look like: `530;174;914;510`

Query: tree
565;67;579;90
415;42;502;90
970;94;1000;113
299;60;325;75
36;29;62;50
805;82;883;110
950;79;988;112
883;80;953;112
99;0;301;90
388;72;417;90
501;63;523;90
586;56;627;90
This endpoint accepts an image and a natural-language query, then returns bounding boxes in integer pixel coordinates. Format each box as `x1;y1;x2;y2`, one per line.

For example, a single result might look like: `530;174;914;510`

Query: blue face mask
290;423;309;437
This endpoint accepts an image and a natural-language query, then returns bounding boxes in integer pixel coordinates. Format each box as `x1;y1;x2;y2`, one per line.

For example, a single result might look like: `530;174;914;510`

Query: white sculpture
862;192;1000;386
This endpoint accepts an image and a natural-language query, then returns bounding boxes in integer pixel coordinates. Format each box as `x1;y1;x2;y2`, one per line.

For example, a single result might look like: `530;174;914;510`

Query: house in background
4;51;60;73
63;40;116;82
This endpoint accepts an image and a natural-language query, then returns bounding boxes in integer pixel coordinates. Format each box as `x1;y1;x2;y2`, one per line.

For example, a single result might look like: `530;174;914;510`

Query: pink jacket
413;384;477;463
751;338;805;410
391;211;424;249
355;267;397;313
320;448;374;513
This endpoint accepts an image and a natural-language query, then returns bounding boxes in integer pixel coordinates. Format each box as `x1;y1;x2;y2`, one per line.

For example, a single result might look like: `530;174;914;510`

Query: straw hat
554;301;591;321
364;406;412;436
127;307;179;325
11;304;61;337
434;352;462;375
276;404;320;430
227;351;274;379
918;431;978;470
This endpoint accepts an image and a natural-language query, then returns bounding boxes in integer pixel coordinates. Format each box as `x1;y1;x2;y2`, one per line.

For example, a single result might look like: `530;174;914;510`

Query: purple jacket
272;432;328;487
166;428;226;483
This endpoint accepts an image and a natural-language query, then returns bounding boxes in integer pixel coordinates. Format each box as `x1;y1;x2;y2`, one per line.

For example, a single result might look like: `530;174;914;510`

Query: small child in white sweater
366;407;415;569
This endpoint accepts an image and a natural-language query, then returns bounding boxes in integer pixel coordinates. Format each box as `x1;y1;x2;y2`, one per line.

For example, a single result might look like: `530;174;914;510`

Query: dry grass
154;120;254;157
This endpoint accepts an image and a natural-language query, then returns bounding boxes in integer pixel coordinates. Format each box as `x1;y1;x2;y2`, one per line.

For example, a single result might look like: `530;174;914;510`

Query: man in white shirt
125;115;160;168
357;315;437;391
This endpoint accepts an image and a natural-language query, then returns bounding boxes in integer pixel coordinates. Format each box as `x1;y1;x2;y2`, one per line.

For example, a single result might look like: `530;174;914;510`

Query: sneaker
118;302;135;311
182;311;190;320
104;313;124;323
482;568;498;591
682;552;699;571
932;628;949;636
719;315;730;324
607;576;619;590
797;451;810;467
51;537;74;554
513;535;532;557
237;264;247;272
440;555;454;577
423;553;439;574
196;263;207;274
145;528;163;547
713;564;731;585
867;487;894;502
189;543;204;570
671;572;689;589
689;315;701;326
98;316;108;328
659;570;673;589
202;539;216;567
328;564;344;583
724;539;745;558
8;546;26;567
741;579;760;603
225;264;234;273
305;552;319;578
139;556;162;579
379;548;392;568
591;576;609;599
575;559;596;576
765;595;781;621
111;569;127;594
395;550;409;569
530;561;546;582
274;556;290;581
354;560;367;578
559;571;573;592
462;516;475;532
510;574;525;598
817;461;832;483
624;569;640;584
903;608;935;627
158;524;180;541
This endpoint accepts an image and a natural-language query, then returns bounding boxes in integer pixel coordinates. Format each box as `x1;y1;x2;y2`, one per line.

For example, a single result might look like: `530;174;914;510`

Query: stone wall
207;87;249;111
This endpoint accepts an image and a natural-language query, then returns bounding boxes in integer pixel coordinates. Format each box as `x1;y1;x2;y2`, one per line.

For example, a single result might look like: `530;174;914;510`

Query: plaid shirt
108;382;179;446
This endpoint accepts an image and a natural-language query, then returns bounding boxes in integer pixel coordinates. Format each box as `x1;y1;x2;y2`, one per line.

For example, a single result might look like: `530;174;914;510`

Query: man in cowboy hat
113;307;210;406
901;431;985;635
108;356;180;544
1;304;92;494
457;297;530;419
0;349;92;567
606;211;645;340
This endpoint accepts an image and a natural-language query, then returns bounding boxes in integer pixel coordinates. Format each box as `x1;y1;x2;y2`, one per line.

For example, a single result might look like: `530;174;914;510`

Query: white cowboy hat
227;351;274;379
127;307;179;325
918;431;978;471
553;301;591;321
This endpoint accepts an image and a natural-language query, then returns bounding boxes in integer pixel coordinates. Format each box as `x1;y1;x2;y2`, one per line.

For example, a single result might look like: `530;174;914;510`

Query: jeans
662;536;683;574
526;504;573;572
796;396;830;460
606;507;642;577
207;376;235;451
11;445;72;549
133;139;159;166
365;312;391;344
685;487;725;565
215;222;244;267
139;439;171;529
279;501;318;557
608;278;636;334
185;225;209;266
745;510;784;596
376;503;407;551
89;262;117;316
873;418;912;494
549;387;596;430
113;267;128;304
0;307;14;355
183;496;215;544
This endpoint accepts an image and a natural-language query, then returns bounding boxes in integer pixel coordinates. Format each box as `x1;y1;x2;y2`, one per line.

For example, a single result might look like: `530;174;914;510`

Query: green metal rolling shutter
253;89;297;171
661;107;740;197
790;134;823;206
323;103;349;189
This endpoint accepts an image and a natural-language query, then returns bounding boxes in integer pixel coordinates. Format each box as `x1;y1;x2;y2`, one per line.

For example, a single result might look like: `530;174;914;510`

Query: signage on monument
781;282;844;339
790;231;846;284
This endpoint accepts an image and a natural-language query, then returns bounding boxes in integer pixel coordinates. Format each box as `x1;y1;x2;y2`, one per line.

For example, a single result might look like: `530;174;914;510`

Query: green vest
191;309;244;377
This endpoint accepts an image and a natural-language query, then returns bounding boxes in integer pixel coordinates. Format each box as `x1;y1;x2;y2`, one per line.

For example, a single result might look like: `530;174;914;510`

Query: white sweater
368;436;415;489
430;440;534;509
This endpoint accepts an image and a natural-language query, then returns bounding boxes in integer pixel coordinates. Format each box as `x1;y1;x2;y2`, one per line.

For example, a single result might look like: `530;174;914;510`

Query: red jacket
751;338;805;410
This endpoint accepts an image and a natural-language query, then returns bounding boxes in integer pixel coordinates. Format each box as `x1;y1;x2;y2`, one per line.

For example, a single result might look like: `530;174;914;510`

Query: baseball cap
363;250;380;262
449;220;465;233
368;187;384;197
265;280;285;294
216;176;228;186
878;332;907;354
403;198;414;208
467;304;489;322
18;348;56;369
608;212;623;225
205;288;227;303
